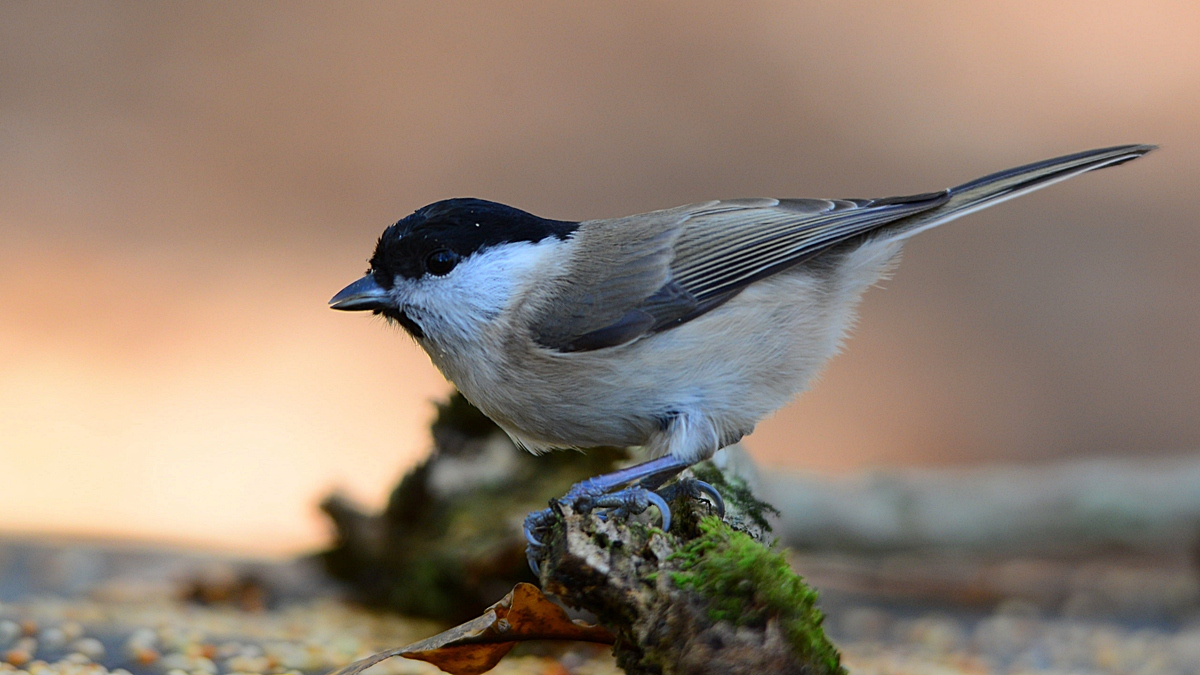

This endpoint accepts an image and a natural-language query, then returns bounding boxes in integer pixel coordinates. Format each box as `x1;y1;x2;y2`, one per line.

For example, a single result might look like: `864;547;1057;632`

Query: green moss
669;516;844;674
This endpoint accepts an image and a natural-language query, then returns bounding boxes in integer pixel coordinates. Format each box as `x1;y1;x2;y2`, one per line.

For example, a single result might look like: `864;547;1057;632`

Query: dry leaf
327;583;614;675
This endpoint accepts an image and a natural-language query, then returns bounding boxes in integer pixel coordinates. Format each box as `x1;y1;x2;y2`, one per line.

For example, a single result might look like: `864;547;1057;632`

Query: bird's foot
578;484;674;528
524;475;725;576
523;482;671;575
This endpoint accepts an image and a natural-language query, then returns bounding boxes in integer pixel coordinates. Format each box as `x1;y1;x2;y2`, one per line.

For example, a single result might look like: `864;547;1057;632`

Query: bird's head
330;198;576;345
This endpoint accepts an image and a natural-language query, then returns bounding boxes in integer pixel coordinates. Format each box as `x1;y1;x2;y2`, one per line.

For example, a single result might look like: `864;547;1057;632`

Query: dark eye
424;249;460;276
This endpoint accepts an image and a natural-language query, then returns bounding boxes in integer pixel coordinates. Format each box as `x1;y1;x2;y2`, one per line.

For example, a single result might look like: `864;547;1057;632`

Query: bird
330;144;1154;569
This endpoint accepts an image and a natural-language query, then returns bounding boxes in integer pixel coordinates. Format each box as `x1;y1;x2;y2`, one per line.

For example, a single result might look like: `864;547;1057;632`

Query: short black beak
329;275;390;311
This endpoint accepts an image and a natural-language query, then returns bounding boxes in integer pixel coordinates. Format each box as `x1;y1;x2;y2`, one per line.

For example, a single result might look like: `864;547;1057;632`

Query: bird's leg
523;455;727;574
567;454;693;503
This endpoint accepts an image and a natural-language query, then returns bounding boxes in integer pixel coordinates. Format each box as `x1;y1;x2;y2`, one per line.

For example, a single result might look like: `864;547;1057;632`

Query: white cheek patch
401;238;562;342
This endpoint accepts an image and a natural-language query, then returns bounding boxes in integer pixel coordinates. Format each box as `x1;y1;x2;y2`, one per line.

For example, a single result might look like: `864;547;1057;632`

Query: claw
646;490;672;531
656;477;726;521
524;508;555;575
525;521;543;547
524;507;553;546
692;480;726;518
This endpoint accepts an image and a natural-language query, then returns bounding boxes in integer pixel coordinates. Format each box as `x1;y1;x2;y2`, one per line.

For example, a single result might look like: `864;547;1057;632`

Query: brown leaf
327;583;614;675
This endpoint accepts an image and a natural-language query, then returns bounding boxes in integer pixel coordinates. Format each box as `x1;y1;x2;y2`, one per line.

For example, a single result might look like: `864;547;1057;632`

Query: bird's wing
526;207;686;352
665;192;949;308
529;192;949;352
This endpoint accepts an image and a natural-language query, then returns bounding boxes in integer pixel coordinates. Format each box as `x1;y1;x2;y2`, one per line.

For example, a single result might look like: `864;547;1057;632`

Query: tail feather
885;144;1156;240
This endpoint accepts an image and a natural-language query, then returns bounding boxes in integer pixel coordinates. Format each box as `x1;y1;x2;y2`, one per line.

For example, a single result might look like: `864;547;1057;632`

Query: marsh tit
331;144;1154;565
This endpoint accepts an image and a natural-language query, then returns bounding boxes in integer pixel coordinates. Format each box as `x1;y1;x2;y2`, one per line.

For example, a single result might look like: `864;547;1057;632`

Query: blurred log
762;457;1200;555
319;393;630;623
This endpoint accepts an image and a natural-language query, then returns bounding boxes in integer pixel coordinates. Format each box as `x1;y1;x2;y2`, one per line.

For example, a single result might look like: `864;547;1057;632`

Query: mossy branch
536;466;845;675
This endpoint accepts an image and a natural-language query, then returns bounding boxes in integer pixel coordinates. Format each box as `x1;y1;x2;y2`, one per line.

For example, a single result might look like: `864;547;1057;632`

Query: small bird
331;145;1154;566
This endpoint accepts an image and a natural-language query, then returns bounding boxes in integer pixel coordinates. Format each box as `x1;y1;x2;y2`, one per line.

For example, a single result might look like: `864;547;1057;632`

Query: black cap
368;198;578;286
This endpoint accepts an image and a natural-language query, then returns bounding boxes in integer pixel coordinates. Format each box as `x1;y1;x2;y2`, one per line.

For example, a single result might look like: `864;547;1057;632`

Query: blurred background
1;1;1197;557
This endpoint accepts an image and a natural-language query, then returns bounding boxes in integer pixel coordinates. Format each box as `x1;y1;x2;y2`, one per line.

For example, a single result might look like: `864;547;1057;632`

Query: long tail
886;144;1156;240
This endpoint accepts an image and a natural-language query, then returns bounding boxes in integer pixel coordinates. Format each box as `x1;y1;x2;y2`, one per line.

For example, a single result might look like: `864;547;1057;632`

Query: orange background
1;2;1197;554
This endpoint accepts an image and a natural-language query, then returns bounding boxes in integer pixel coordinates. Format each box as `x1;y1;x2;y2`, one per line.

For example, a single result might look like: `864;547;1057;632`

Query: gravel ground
5;591;1200;675
0;595;622;675
2;537;1198;675
831;602;1200;675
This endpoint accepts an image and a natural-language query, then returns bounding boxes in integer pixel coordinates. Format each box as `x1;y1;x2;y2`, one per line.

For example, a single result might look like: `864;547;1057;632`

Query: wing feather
530;192;948;352
670;194;948;302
